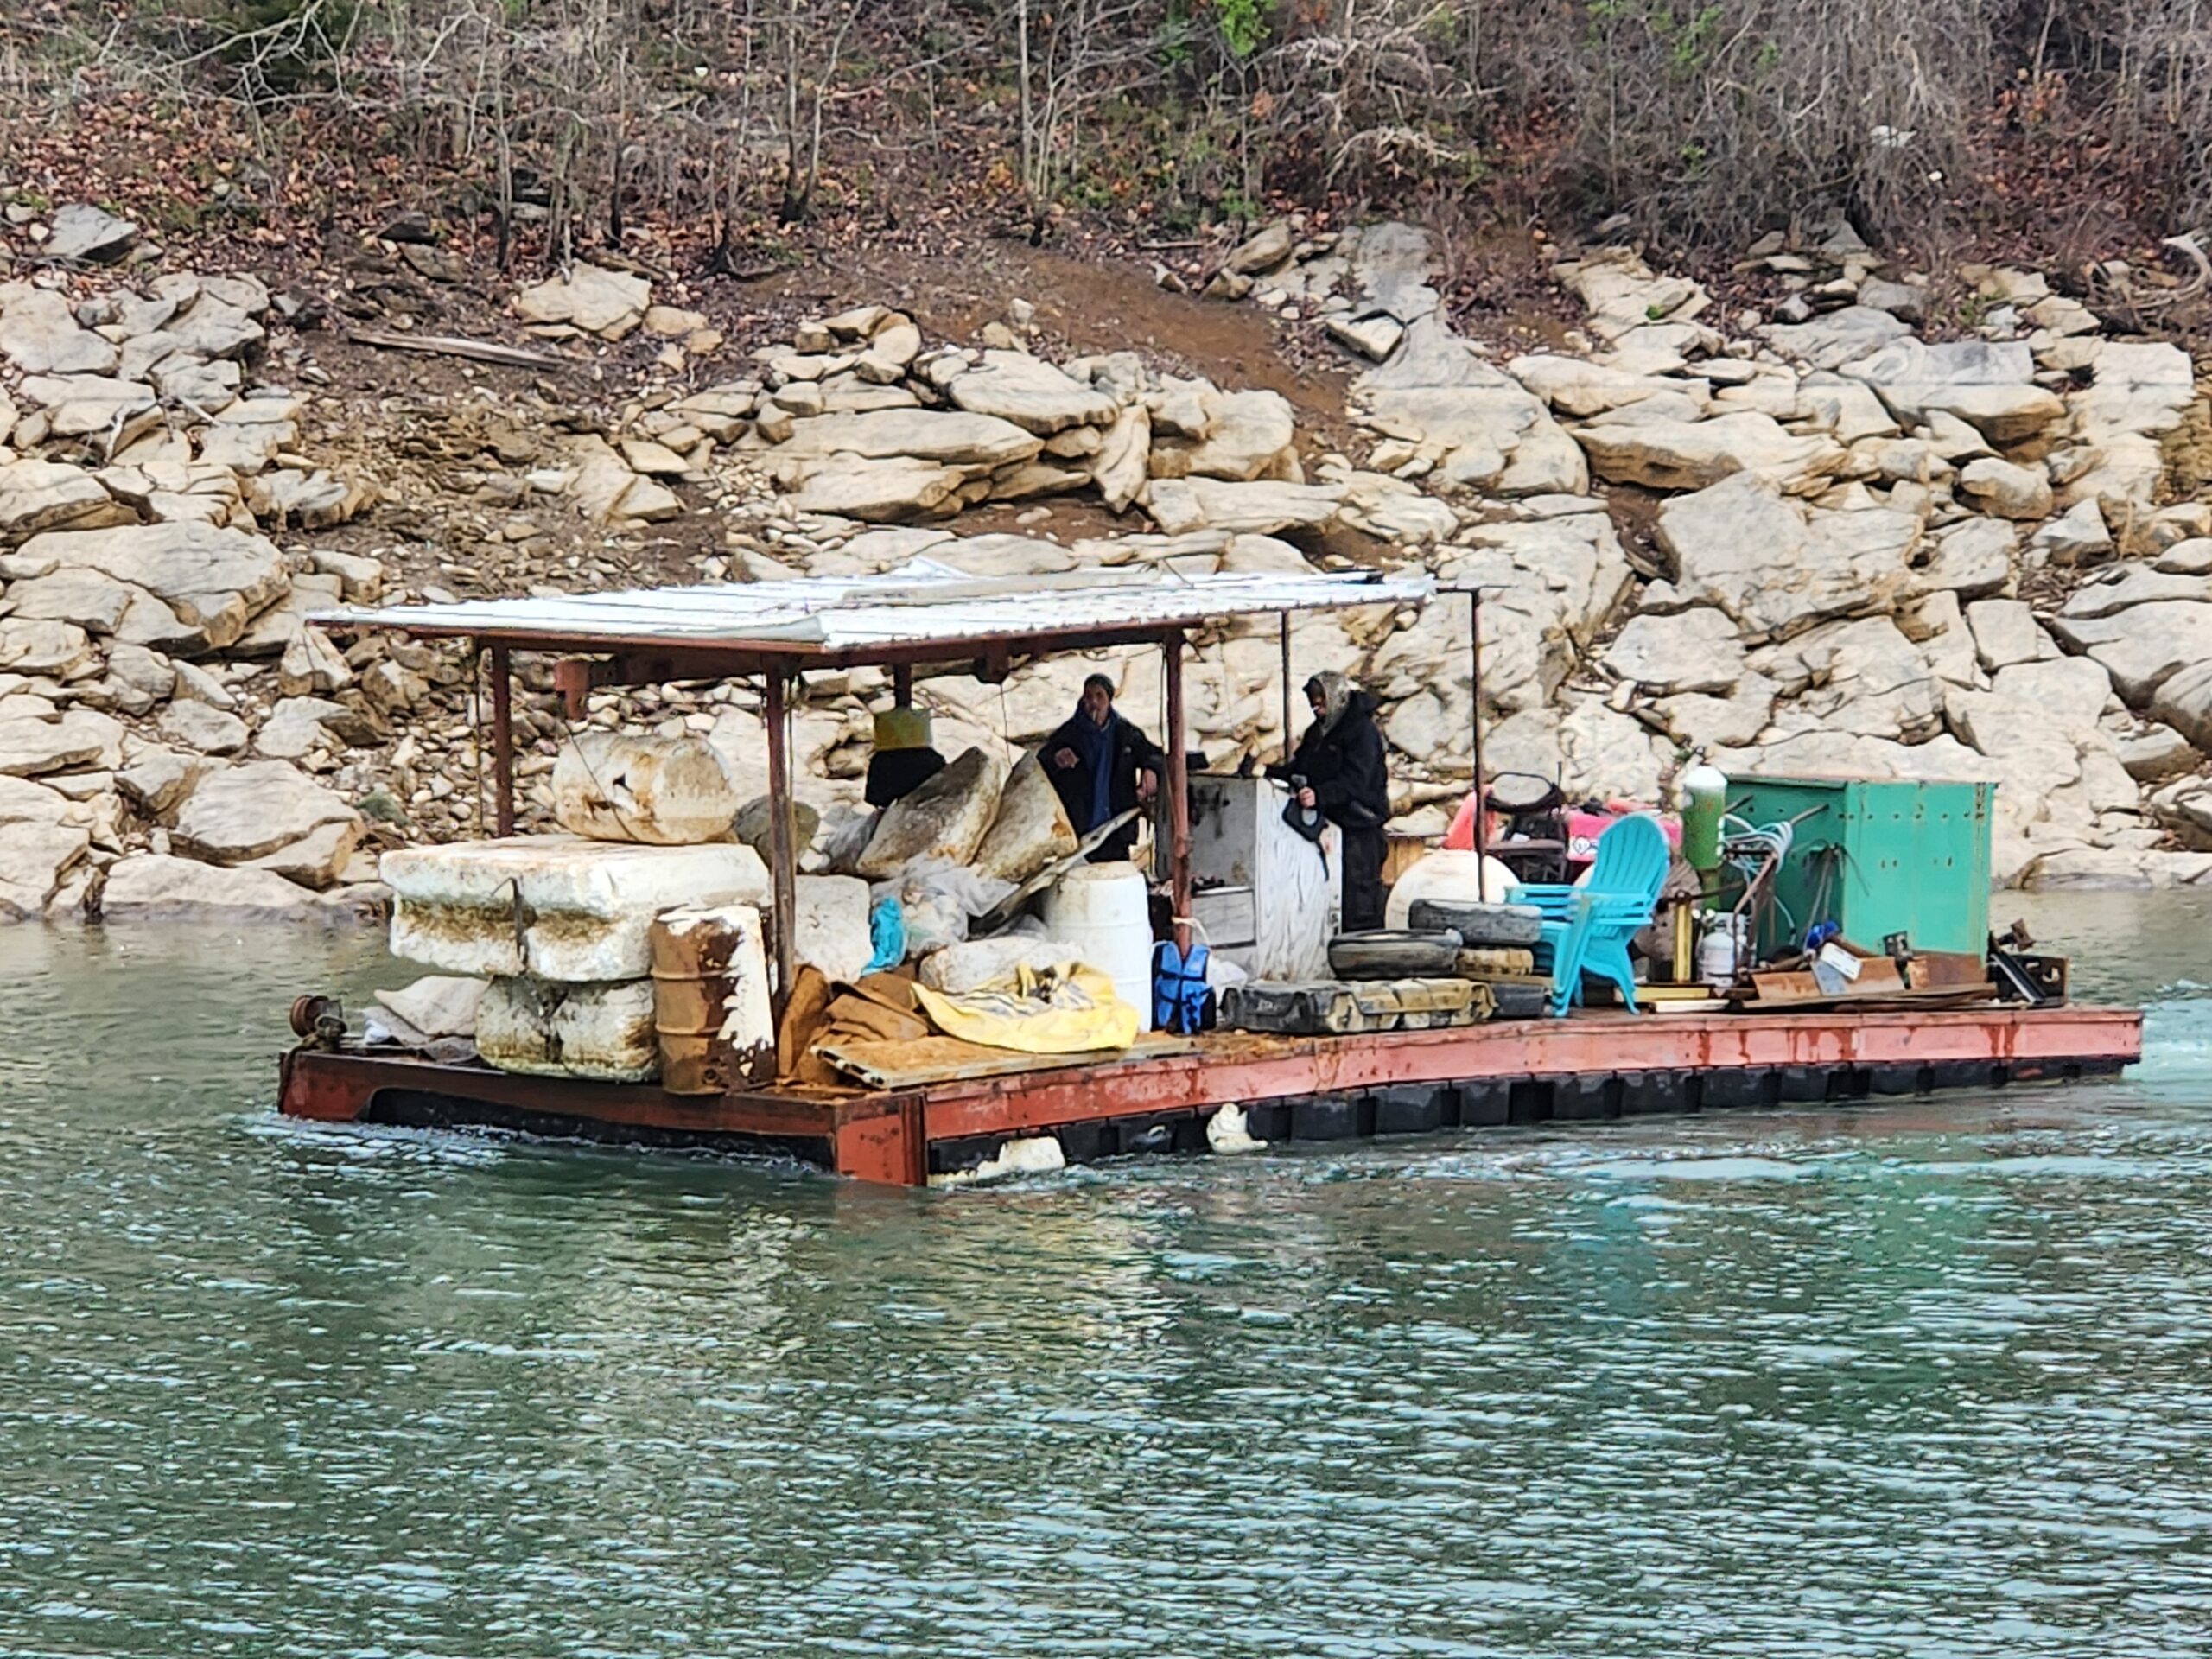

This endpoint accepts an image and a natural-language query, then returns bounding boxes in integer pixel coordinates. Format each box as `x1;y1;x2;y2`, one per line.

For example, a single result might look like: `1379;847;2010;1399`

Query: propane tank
1698;912;1745;986
1681;762;1727;873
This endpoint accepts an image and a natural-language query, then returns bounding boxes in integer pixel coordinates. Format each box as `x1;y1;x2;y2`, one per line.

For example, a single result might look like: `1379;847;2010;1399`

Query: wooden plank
817;1031;1198;1090
346;327;566;369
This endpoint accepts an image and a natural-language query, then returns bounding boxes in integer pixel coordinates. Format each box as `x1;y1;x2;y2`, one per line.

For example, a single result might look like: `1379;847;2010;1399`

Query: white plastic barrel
1041;863;1155;1033
1383;848;1519;927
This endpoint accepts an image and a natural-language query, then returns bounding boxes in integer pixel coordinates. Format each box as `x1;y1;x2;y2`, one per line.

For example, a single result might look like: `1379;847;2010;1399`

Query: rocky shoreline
1;204;2209;925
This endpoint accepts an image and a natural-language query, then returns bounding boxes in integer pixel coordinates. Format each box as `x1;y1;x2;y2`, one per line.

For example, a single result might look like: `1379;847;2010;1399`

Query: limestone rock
308;548;384;604
116;747;208;818
791;455;971;522
1224;221;1296;276
99;854;332;922
972;752;1078;884
555;435;677;527
515;263;651;339
1575;411;1845;495
0;711;106;776
278;627;354;697
1143;477;1343;537
1508;355;1697;421
1759;615;1943;743
0;775;72;827
1560;251;1711;340
1355;319;1588;495
0;821;90;919
7;568;141;635
1918;518;2015;599
247;467;364;530
1654;473;1919;641
1957;456;2052;520
1760;306;1913;371
257;696;365;760
1964;598;2053;672
0;621;94;686
857;746;1007;877
0;459;136;541
16;372;157;446
2114;721;2197;782
245;818;360;889
156;700;250;755
1842;338;2065;444
2030;499;2113;567
1326;314;1404;361
1857;279;1930;322
1328;470;1459;545
171;760;360;865
0;289;119;375
2050;601;2212;705
19;522;288;656
166;298;264;362
2059;563;2212;620
776;408;1041;470
2150;657;2212;751
1154;389;1298;482
2063;341;2196;516
946;351;1118;435
43;204;138;264
1091;404;1151;514
1601;607;1745;696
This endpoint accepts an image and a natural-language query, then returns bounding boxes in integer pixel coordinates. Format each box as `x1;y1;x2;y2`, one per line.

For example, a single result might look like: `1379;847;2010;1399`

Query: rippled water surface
3;896;2211;1656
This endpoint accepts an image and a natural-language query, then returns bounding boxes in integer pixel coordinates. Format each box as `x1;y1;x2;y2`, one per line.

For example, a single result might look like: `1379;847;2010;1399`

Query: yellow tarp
912;961;1141;1055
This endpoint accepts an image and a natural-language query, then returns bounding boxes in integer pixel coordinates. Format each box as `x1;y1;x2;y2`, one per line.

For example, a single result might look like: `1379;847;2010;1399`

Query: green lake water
2;892;2209;1656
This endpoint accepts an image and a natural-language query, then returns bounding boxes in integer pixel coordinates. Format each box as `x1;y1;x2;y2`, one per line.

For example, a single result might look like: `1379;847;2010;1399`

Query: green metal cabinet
1724;776;1994;957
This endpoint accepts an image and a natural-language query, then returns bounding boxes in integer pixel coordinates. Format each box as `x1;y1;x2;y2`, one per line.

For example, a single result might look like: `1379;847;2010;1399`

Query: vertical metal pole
1164;630;1192;955
892;662;912;707
488;641;515;837
1469;592;1488;866
1279;610;1294;766
764;664;798;1015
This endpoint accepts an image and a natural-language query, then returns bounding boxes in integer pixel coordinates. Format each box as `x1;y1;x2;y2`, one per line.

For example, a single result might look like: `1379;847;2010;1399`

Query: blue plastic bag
863;896;906;976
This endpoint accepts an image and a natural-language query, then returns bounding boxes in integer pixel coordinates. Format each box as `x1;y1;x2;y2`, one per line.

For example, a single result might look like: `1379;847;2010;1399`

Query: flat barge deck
280;1002;2145;1185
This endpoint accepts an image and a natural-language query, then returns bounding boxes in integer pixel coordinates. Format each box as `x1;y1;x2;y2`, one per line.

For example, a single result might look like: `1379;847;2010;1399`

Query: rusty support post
488;642;516;837
764;665;798;1014
1468;592;1487;866
892;662;913;707
1279;611;1294;765
1164;629;1192;954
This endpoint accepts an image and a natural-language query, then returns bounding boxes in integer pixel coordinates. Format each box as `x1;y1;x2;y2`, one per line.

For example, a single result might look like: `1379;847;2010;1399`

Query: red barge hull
279;1004;2145;1185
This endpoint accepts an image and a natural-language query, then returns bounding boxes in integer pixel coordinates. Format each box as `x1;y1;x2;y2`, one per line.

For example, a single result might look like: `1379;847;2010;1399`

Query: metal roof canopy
314;556;1437;672
316;555;1441;1005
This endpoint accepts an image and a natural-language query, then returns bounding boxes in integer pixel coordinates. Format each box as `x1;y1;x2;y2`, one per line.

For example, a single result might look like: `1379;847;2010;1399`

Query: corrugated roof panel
315;556;1435;655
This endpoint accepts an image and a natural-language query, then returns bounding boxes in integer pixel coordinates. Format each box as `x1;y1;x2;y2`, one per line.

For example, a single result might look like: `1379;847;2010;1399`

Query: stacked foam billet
383;735;766;1083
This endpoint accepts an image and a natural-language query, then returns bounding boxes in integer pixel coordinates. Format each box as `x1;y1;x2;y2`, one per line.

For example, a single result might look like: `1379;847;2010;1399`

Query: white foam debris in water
1206;1103;1266;1154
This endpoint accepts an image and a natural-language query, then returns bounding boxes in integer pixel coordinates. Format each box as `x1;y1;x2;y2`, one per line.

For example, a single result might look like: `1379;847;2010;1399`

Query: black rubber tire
1455;945;1536;978
1479;977;1552;1020
1408;898;1543;949
1326;929;1463;980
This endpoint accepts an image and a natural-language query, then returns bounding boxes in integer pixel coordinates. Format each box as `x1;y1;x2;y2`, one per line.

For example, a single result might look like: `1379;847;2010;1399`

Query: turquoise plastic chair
1510;814;1672;1017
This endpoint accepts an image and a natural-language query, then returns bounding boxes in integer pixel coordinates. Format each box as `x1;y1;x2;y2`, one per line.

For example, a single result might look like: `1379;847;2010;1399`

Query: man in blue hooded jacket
1043;673;1164;863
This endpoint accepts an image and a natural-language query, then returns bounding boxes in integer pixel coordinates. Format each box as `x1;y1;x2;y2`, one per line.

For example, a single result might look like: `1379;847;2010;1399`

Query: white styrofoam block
381;835;767;918
382;836;770;982
475;976;659;1082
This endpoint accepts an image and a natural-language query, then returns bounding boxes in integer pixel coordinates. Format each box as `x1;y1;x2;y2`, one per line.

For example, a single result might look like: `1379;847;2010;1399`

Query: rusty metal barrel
649;903;774;1096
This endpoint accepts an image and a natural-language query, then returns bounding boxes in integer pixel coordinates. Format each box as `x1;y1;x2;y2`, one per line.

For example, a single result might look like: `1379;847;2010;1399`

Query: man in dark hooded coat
1270;671;1392;931
1044;672;1164;863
